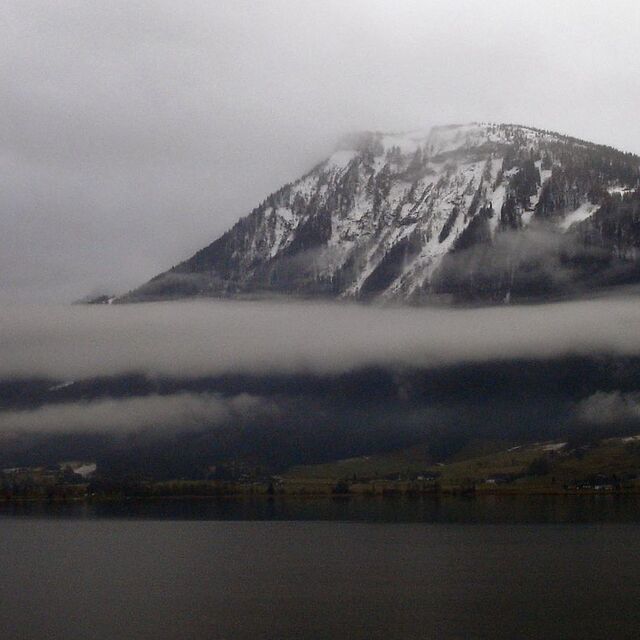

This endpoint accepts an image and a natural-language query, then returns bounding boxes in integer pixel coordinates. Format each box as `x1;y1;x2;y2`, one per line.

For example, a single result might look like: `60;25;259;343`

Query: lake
1;496;640;639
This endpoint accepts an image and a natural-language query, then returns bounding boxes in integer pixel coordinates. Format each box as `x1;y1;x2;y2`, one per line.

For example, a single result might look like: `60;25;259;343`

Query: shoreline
3;486;640;505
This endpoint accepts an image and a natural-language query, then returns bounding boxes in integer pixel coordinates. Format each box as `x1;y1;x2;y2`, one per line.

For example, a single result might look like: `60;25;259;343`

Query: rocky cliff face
120;123;640;303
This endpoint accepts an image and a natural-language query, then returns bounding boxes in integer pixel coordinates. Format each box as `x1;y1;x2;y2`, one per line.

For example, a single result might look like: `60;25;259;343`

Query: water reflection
2;494;640;523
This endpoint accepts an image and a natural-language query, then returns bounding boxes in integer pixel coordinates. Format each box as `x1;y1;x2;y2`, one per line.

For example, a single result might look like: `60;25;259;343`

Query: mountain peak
336;123;559;154
117;123;640;304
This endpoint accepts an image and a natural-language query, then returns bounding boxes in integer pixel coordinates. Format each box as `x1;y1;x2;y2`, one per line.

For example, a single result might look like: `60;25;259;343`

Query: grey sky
2;0;640;302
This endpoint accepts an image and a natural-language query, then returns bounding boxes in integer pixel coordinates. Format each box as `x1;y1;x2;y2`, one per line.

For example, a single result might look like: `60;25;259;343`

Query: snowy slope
120;123;640;304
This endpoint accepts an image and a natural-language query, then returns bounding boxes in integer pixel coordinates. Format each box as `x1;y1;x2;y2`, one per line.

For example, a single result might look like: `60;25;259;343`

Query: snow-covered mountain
119;123;640;304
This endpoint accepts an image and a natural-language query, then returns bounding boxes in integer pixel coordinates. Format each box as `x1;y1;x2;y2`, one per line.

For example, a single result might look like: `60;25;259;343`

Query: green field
284;436;640;494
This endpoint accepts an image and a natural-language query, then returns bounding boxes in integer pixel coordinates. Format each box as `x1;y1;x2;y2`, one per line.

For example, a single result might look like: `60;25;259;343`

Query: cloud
575;391;640;426
0;392;271;434
2;295;640;381
432;223;627;300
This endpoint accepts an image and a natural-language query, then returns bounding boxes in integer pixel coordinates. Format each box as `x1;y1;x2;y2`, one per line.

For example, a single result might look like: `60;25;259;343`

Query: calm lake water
2;496;640;639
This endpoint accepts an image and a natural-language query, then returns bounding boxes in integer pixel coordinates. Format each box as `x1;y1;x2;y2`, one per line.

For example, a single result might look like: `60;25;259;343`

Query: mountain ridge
116;122;640;304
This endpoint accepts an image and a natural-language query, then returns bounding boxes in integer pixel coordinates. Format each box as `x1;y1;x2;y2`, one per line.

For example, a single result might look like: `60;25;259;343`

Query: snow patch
73;463;97;478
489;184;506;234
607;185;633;197
560;202;599;230
540;442;567;452
48;381;75;392
275;206;294;223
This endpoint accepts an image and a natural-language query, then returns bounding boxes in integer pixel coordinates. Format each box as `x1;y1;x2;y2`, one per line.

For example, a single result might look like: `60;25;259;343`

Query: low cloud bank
0;393;269;434
1;296;640;380
576;391;640;425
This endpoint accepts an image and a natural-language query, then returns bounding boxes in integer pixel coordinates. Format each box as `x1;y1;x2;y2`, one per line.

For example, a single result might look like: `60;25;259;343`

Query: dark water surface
2;496;640;639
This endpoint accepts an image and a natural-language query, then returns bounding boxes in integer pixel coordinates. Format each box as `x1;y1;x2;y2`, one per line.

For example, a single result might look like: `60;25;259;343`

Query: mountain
119;123;640;304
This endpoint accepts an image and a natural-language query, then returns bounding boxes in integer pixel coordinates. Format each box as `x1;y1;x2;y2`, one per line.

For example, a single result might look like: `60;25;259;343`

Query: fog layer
0;393;268;433
2;296;640;380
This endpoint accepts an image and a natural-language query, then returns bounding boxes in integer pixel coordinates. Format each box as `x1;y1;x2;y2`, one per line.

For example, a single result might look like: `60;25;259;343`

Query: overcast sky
2;0;640;302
